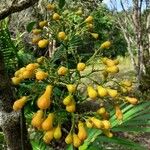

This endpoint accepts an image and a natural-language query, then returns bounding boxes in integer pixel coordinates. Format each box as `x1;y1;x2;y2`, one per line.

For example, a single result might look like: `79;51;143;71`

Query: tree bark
0;0;39;20
0;1;40;149
132;0;144;84
112;0;150;89
0;52;32;150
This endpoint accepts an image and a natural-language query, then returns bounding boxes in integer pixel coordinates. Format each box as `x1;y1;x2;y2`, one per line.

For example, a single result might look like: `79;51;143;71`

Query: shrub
11;2;140;149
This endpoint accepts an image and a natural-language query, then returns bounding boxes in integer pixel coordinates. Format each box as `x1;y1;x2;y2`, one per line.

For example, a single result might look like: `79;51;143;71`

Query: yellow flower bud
100;41;111;49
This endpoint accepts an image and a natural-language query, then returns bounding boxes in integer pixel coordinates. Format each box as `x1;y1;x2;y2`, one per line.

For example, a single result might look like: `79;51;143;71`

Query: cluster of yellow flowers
11;62;49;85
11;60;86;110
11;63;39;85
102;57;119;74
31;4;65;48
31;3;110;50
11;55;138;147
11;2;139;148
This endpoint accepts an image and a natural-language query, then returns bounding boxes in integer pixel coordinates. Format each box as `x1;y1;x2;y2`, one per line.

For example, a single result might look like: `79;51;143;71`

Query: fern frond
0;26;18;74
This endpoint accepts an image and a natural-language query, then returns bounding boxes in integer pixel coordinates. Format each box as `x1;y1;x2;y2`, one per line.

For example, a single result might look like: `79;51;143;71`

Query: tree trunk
132;0;143;84
125;36;138;72
0;1;40;149
0;53;32;150
114;0;150;89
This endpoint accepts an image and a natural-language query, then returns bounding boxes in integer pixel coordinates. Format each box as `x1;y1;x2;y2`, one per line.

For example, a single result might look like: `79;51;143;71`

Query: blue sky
102;0;147;11
103;0;128;11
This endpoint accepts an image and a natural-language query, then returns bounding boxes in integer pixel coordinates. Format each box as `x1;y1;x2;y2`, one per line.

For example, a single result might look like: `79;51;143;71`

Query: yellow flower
87;86;98;100
43;129;54;144
26;63;39;71
31;110;44;128
106;66;119;74
63;95;73;105
32;36;41;44
37;85;52;109
58;32;66;40
87;23;93;29
65;133;73;144
90;33;99;39
125;97;138;105
105;59;115;67
100;41;111;49
53;13;60;20
11;77;21;85
46;3;55;10
97;86;108;97
38;39;49;48
73;133;82;148
35;70;48;80
32;29;42;35
66;84;76;94
77;62;86;71
85;16;93;23
107;88;118;98
77;122;87;141
115;105;123;121
97;107;106;115
66;101;76;112
57;66;68;76
13;96;28;111
39;21;48;28
42;113;54;131
54;124;62;140
121;80;132;87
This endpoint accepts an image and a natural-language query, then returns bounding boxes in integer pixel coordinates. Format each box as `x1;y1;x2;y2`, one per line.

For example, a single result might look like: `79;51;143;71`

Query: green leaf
66;144;73;150
26;21;36;33
79;128;101;150
31;141;41;150
132;114;150;120
122;120;150;126
110;102;150;127
122;102;150;121
87;138;104;150
50;45;66;64
113;127;150;132
0;27;18;73
59;0;65;8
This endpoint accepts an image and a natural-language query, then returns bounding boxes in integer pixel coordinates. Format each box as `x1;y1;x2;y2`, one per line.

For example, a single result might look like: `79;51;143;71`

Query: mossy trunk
0;53;32;150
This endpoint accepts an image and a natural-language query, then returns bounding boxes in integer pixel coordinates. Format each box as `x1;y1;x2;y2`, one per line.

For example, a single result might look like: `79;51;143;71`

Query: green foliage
53;2;127;59
0;23;18;74
31;134;52;150
58;0;66;8
0;23;35;75
93;6;127;58
0;132;6;150
17;50;35;66
26;21;36;33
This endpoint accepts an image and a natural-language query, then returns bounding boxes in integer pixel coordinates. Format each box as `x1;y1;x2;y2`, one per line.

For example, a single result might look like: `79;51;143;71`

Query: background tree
110;0;150;89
